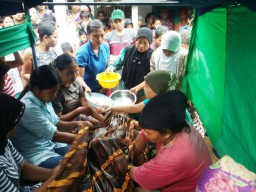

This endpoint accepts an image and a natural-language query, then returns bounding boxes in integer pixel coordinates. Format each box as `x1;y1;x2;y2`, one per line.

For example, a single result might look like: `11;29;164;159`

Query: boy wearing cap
105;9;136;57
100;70;172;114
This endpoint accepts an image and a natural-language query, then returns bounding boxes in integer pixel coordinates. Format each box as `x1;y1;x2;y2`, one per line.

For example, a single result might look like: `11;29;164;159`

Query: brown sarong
47;113;138;192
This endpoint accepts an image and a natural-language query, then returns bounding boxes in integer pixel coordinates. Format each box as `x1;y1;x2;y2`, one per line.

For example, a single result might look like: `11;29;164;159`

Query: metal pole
24;2;38;70
41;1;184;6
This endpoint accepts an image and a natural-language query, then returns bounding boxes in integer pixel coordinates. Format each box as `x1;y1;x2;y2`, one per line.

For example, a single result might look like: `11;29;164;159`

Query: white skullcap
161;31;181;52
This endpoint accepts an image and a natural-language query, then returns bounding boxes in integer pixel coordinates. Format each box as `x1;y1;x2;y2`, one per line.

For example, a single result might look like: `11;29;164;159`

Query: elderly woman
106;27;153;101
76;19;110;93
129;90;211;191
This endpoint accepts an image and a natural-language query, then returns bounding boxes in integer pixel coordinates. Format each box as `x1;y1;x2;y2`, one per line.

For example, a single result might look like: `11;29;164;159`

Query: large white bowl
110;90;137;106
85;92;114;108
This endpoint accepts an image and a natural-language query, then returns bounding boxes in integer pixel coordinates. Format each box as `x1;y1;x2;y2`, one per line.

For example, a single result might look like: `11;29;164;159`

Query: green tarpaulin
0;18;36;57
183;6;256;172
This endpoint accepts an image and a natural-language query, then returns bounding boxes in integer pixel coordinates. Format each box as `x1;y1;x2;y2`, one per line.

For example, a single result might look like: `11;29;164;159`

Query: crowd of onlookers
0;3;212;192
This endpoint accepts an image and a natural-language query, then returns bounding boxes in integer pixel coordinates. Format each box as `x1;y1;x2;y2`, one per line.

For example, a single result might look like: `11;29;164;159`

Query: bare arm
32;165;61;192
5;52;23;68
129;133;148;181
100;102;145;114
21;162;53;182
130;81;145;95
56;120;92;132
21;50;33;81
52;130;76;144
77;67;91;94
59;107;90;121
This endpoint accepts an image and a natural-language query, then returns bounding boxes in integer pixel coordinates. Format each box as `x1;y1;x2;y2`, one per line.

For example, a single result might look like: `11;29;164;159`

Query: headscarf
154;31;181;73
144;70;170;94
0;93;25;155
139;90;187;133
136;27;153;44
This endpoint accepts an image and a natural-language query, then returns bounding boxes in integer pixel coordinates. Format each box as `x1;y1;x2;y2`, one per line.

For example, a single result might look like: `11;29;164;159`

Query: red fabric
133;128;211;192
1;74;15;97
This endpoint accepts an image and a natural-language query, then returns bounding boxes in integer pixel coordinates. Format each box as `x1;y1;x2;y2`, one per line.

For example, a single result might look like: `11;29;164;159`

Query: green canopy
183;6;256;172
0;17;36;57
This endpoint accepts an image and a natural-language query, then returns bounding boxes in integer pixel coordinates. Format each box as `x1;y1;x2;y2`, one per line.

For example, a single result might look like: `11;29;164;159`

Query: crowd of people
0;3;213;192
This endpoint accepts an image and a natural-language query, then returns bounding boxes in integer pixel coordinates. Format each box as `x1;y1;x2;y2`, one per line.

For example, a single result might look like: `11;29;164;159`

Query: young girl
51;53;106;124
11;65;91;169
150;25;168;51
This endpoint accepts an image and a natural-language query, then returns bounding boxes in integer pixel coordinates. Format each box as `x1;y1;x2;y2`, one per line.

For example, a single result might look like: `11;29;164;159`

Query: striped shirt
0;140;24;192
105;28;136;56
1;74;15;97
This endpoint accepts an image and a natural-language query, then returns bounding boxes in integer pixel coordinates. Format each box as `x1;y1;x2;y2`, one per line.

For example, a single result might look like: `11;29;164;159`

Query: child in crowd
153;17;162;30
150;25;168;51
61;42;75;57
125;18;133;28
51;53;106;124
160;7;174;30
2;17;24;98
78;28;87;46
138;15;143;29
80;10;91;30
99;70;171;114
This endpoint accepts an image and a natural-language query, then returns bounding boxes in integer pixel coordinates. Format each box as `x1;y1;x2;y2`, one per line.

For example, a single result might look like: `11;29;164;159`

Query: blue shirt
77;41;110;92
11;91;66;165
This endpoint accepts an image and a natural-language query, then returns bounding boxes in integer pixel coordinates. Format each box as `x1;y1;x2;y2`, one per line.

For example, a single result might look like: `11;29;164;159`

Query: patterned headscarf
0;93;25;155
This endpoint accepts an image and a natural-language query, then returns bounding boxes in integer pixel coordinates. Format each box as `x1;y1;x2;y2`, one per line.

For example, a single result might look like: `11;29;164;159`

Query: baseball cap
111;9;125;21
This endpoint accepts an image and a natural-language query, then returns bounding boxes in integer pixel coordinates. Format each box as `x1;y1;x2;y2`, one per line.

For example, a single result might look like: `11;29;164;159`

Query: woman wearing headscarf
106;27;153;101
129;90;211;191
150;30;187;89
131;30;187;93
0;93;59;192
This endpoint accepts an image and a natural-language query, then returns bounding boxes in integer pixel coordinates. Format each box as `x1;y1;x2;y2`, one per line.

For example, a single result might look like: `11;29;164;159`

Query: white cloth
161;31;181;52
153;47;180;74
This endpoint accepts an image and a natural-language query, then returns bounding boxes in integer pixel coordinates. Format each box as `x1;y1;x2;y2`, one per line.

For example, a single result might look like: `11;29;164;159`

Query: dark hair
61;42;74;53
145;13;155;23
38;21;57;40
30;65;61;91
97;10;105;16
153;17;161;25
154;25;168;39
53;53;76;71
0;16;3;23
79;28;87;36
86;19;104;34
